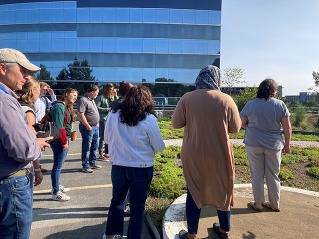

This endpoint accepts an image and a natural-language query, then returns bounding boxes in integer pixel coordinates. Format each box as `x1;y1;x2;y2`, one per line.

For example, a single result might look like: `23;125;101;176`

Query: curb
145;213;161;239
162;184;319;239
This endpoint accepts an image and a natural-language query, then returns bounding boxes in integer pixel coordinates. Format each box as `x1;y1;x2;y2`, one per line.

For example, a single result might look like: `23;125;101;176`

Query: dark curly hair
257;78;278;99
113;85;155;126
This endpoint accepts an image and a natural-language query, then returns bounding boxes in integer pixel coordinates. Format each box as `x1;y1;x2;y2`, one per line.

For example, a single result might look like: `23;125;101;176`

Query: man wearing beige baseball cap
0;48;52;239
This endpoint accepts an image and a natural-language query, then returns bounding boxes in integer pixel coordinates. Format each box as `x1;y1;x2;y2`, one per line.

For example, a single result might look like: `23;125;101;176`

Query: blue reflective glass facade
0;0;222;83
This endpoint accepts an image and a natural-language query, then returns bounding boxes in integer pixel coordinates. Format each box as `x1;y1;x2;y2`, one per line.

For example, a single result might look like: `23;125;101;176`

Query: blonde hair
40;82;50;89
17;76;40;106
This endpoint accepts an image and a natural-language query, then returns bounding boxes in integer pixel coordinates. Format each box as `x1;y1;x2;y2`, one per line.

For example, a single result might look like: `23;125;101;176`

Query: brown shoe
39;165;48;173
98;155;109;162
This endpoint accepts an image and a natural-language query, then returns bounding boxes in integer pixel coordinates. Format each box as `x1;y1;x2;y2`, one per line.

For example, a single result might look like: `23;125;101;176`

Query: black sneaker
213;223;229;239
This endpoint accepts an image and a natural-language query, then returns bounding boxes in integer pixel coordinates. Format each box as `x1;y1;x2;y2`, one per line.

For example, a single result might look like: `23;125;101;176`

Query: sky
221;0;319;96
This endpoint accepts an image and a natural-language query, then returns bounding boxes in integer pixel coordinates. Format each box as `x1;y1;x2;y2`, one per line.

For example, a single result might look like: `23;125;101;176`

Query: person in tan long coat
172;65;241;239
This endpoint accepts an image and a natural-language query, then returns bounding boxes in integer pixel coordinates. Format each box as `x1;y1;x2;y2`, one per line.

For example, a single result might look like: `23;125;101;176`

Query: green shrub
232;87;257;111
158;119;184;139
234;146;248;166
289;103;306;128
308;158;319;167
281;154;306;165
229;129;245;139
291;134;319;141
279;168;294;180
150;147;186;199
157;146;180;159
302;148;319;159
146;197;173;235
307;167;319;178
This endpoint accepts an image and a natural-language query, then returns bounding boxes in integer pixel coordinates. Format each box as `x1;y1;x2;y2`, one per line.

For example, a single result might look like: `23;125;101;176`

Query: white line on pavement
33;184;113;194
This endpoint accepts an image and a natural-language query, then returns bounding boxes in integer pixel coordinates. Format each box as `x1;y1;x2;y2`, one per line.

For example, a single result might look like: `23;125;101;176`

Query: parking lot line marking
42;153;81;157
33;184;112;194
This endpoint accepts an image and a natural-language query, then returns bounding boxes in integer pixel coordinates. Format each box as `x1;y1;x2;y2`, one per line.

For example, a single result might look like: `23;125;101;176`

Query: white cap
0;48;40;72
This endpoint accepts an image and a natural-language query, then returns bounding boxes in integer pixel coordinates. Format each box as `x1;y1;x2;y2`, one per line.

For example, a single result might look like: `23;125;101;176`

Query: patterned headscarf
195;65;221;91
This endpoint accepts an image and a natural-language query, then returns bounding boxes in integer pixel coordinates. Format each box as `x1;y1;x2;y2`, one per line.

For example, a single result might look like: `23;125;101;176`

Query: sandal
213;223;229;239
178;230;188;239
248;201;263;212
262;202;280;212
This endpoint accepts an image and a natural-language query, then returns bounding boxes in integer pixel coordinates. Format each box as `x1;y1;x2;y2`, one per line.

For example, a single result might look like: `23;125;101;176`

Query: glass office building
0;0;222;83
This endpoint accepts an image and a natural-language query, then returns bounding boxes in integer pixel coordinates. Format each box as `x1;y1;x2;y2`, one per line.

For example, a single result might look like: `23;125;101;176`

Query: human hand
62;144;68;150
47;88;54;95
86;126;92;131
35;136;53;151
282;144;291;154
33;170;43;186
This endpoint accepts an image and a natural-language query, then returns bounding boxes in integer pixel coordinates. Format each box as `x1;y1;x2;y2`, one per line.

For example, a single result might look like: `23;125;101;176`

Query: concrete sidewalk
163;185;319;239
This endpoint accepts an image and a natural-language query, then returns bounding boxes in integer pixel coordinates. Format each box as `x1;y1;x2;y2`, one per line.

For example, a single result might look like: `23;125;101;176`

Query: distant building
284;91;318;103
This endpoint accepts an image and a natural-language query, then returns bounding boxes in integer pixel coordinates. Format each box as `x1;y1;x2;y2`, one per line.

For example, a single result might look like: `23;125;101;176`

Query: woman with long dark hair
241;78;292;212
50;88;78;201
102;85;165;239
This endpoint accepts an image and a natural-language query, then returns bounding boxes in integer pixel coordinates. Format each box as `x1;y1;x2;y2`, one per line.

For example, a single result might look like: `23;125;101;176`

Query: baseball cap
0;48;40;72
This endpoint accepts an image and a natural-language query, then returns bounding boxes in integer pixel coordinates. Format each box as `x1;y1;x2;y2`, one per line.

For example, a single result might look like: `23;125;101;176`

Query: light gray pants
245;145;282;207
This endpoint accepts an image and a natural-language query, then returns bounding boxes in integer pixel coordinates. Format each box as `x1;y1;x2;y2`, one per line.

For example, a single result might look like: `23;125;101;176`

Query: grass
159;118;319;141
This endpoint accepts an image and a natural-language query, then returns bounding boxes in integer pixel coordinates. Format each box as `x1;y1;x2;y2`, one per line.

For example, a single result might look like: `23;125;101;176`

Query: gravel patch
164;139;319;148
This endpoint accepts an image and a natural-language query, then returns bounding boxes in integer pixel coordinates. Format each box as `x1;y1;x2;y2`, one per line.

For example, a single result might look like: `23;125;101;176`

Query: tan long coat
172;89;241;211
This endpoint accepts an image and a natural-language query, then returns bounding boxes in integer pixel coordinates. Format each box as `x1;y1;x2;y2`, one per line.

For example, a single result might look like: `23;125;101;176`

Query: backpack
40;102;68;125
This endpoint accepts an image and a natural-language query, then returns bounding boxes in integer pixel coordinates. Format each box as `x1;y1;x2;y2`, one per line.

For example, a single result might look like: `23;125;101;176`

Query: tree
222;68;246;95
54;67;70;95
313;71;319;86
36;64;53;82
233;87;257;111
55;58;96;95
287;101;307;129
144;78;194;98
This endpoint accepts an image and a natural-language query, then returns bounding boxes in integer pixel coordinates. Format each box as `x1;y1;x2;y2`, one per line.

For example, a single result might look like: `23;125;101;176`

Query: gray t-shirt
77;95;100;126
240;98;290;150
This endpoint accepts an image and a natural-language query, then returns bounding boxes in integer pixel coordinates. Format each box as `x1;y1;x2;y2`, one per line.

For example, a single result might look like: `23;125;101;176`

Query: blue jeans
51;139;69;194
0;175;32;239
105;165;153;239
79;124;99;168
186;188;231;234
